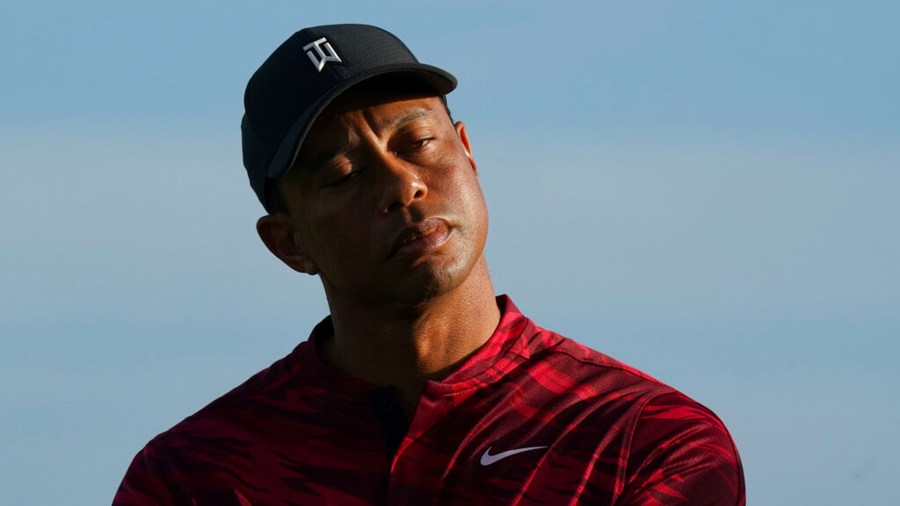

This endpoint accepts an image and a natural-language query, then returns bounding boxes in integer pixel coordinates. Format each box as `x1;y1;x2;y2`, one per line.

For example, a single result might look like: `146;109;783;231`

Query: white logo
302;37;342;72
479;446;548;466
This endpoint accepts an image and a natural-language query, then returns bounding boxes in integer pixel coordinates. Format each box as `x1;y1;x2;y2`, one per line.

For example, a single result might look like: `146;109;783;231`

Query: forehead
325;93;438;128
319;74;446;128
295;84;448;161
317;80;445;130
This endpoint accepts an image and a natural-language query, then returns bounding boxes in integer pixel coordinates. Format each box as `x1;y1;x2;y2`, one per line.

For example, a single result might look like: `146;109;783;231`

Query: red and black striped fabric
114;296;744;505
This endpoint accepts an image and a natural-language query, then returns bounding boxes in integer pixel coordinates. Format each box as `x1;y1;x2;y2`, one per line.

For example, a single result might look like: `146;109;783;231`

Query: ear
454;121;478;174
256;214;320;275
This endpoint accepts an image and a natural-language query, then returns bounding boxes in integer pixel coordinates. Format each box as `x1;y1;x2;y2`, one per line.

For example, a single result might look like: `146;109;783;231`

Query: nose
376;156;427;214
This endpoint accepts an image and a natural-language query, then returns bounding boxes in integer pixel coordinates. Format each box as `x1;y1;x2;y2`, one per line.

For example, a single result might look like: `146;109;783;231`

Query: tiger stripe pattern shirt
114;296;745;505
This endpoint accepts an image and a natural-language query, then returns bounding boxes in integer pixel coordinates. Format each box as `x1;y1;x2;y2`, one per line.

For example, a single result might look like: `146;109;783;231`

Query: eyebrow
375;107;431;131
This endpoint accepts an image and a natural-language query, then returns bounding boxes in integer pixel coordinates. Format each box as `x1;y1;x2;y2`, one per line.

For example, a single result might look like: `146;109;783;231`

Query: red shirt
115;296;744;505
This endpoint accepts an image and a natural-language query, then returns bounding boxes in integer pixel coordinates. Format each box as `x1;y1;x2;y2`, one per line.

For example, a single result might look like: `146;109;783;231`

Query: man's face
274;84;489;308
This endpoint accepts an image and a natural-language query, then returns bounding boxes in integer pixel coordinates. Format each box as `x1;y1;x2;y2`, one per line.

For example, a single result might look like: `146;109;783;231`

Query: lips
389;217;452;259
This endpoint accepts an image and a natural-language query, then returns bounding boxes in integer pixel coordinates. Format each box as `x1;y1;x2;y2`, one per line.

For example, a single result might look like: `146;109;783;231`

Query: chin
391;253;479;306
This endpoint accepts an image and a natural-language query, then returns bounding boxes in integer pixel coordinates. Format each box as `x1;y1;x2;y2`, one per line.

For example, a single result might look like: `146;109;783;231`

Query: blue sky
2;1;898;504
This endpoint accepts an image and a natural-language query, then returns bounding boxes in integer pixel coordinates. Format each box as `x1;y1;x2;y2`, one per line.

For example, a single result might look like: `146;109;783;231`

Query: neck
320;257;500;415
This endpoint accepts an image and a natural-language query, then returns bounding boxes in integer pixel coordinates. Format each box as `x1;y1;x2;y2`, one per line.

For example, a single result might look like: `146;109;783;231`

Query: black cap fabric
241;24;457;210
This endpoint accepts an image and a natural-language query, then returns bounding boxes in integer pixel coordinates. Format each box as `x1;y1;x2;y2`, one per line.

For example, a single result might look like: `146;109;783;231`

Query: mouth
389;217;453;259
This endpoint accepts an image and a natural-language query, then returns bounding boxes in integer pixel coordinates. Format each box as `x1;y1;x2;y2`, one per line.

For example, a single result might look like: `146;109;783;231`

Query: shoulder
614;390;745;504
113;341;311;503
161;338;310;441
519;326;745;503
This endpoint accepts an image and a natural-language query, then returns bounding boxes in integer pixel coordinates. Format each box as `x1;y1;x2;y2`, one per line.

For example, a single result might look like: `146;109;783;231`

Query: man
115;24;745;505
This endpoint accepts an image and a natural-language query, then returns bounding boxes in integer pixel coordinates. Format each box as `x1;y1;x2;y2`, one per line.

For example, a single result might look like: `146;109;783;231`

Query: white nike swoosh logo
479;445;549;466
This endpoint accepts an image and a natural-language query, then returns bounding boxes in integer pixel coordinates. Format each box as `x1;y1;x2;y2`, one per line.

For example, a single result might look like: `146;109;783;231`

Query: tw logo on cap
303;37;342;72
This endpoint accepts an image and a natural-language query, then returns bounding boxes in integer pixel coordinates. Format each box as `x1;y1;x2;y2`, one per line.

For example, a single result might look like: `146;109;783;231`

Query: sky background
2;1;898;504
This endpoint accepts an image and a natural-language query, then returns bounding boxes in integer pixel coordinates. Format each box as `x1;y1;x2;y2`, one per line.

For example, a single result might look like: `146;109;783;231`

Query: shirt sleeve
615;391;746;506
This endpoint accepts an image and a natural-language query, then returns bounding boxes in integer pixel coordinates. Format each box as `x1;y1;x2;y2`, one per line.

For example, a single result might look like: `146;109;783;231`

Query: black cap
241;24;457;210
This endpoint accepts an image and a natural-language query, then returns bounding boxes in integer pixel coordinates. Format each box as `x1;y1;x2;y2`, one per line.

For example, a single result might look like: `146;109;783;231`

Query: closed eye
327;168;364;187
320;160;366;187
399;137;434;156
411;138;431;149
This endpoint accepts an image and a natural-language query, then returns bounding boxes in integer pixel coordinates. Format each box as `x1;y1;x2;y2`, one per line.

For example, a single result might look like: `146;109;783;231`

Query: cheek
433;147;478;197
304;191;362;234
438;163;489;239
302;205;373;263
